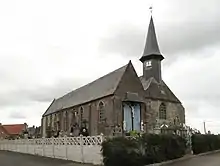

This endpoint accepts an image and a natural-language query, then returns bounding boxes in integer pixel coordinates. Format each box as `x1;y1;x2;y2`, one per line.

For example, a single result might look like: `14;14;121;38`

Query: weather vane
149;6;153;15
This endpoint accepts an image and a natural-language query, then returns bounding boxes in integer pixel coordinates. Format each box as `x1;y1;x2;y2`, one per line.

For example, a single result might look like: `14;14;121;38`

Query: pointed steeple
140;16;164;62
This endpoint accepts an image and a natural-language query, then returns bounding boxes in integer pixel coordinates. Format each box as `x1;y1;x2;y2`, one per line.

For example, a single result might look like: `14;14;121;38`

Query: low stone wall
0;135;103;165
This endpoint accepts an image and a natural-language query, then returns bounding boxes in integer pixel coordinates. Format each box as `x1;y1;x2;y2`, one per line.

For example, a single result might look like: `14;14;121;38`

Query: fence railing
0;135;104;165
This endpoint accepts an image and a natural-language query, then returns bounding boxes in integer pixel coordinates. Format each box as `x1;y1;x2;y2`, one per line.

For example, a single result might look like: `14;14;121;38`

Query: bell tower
140;15;164;83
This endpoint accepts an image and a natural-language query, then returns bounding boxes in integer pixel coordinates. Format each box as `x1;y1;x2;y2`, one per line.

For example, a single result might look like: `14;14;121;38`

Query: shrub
192;134;220;154
101;137;145;166
101;134;186;166
141;134;186;164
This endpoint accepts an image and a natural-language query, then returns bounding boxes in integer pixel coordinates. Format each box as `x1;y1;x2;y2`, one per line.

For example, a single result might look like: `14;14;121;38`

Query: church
41;16;185;137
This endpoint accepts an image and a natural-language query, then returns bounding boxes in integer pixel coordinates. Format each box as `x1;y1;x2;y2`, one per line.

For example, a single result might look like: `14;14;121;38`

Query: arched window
98;101;105;122
63;111;68;131
71;109;76;122
47;116;50;127
80;107;84;122
63;111;66;131
159;103;166;120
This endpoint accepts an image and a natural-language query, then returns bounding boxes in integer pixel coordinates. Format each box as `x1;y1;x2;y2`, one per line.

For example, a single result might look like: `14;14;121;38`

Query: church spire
140;13;164;83
140;16;164;62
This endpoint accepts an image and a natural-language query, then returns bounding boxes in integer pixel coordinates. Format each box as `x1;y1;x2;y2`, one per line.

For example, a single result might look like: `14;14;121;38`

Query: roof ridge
43;62;130;116
113;61;133;94
143;77;154;90
57;63;129;101
42;99;56;116
161;80;181;103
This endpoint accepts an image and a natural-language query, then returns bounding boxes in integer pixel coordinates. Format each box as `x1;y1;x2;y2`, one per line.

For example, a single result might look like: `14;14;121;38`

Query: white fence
0;135;103;165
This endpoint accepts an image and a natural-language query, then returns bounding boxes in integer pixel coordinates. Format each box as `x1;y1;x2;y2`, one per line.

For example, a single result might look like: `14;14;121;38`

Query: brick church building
41;16;185;137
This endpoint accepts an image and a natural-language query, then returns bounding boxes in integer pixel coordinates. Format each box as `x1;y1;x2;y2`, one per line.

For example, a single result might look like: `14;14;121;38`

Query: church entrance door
123;103;132;131
123;102;141;132
133;103;141;131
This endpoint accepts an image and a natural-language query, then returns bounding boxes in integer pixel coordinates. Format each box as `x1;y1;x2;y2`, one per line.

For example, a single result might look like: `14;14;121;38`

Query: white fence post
15;140;16;152
26;139;28;153
52;137;55;158
80;134;84;163
34;139;36;155
64;135;68;160
42;138;45;156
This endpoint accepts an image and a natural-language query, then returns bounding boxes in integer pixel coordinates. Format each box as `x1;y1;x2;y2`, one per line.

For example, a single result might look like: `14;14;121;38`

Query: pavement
0;151;93;166
1;150;220;166
164;152;220;166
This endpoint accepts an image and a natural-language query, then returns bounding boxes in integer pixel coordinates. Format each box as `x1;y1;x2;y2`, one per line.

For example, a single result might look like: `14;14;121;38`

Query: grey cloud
99;24;145;58
25;79;85;102
0;78;86;107
183;97;220;118
162;51;220;131
98;0;220;60
99;22;220;59
159;22;220;55
9;112;26;119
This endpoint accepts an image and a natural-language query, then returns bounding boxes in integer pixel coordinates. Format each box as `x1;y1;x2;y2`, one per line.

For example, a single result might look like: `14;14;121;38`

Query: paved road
1;150;220;166
0;151;92;166
167;152;220;166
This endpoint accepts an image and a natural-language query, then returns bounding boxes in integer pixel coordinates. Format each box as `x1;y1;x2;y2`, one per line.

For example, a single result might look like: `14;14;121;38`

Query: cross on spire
149;6;153;15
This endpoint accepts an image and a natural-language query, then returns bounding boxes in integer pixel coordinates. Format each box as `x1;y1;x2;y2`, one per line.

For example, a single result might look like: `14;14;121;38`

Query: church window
159;103;166;120
72;109;76;119
47;116;49;126
50;115;52;127
47;116;50;126
80;107;84;122
63;111;68;131
98;101;105;122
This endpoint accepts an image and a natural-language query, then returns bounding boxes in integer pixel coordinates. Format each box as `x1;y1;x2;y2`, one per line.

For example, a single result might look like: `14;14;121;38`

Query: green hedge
101;137;144;166
142;134;186;164
101;134;186;166
192;134;220;154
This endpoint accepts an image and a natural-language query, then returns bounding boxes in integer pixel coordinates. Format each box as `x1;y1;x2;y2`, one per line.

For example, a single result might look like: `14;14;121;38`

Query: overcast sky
0;0;220;134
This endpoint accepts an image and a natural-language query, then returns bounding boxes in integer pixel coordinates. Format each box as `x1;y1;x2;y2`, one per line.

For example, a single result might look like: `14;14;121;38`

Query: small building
27;126;42;138
0;123;28;139
41;16;185;137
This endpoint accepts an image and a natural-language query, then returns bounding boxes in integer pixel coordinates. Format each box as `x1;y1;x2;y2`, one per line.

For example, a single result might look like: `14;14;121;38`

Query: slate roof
140;16;164;62
43;62;130;116
140;76;181;103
